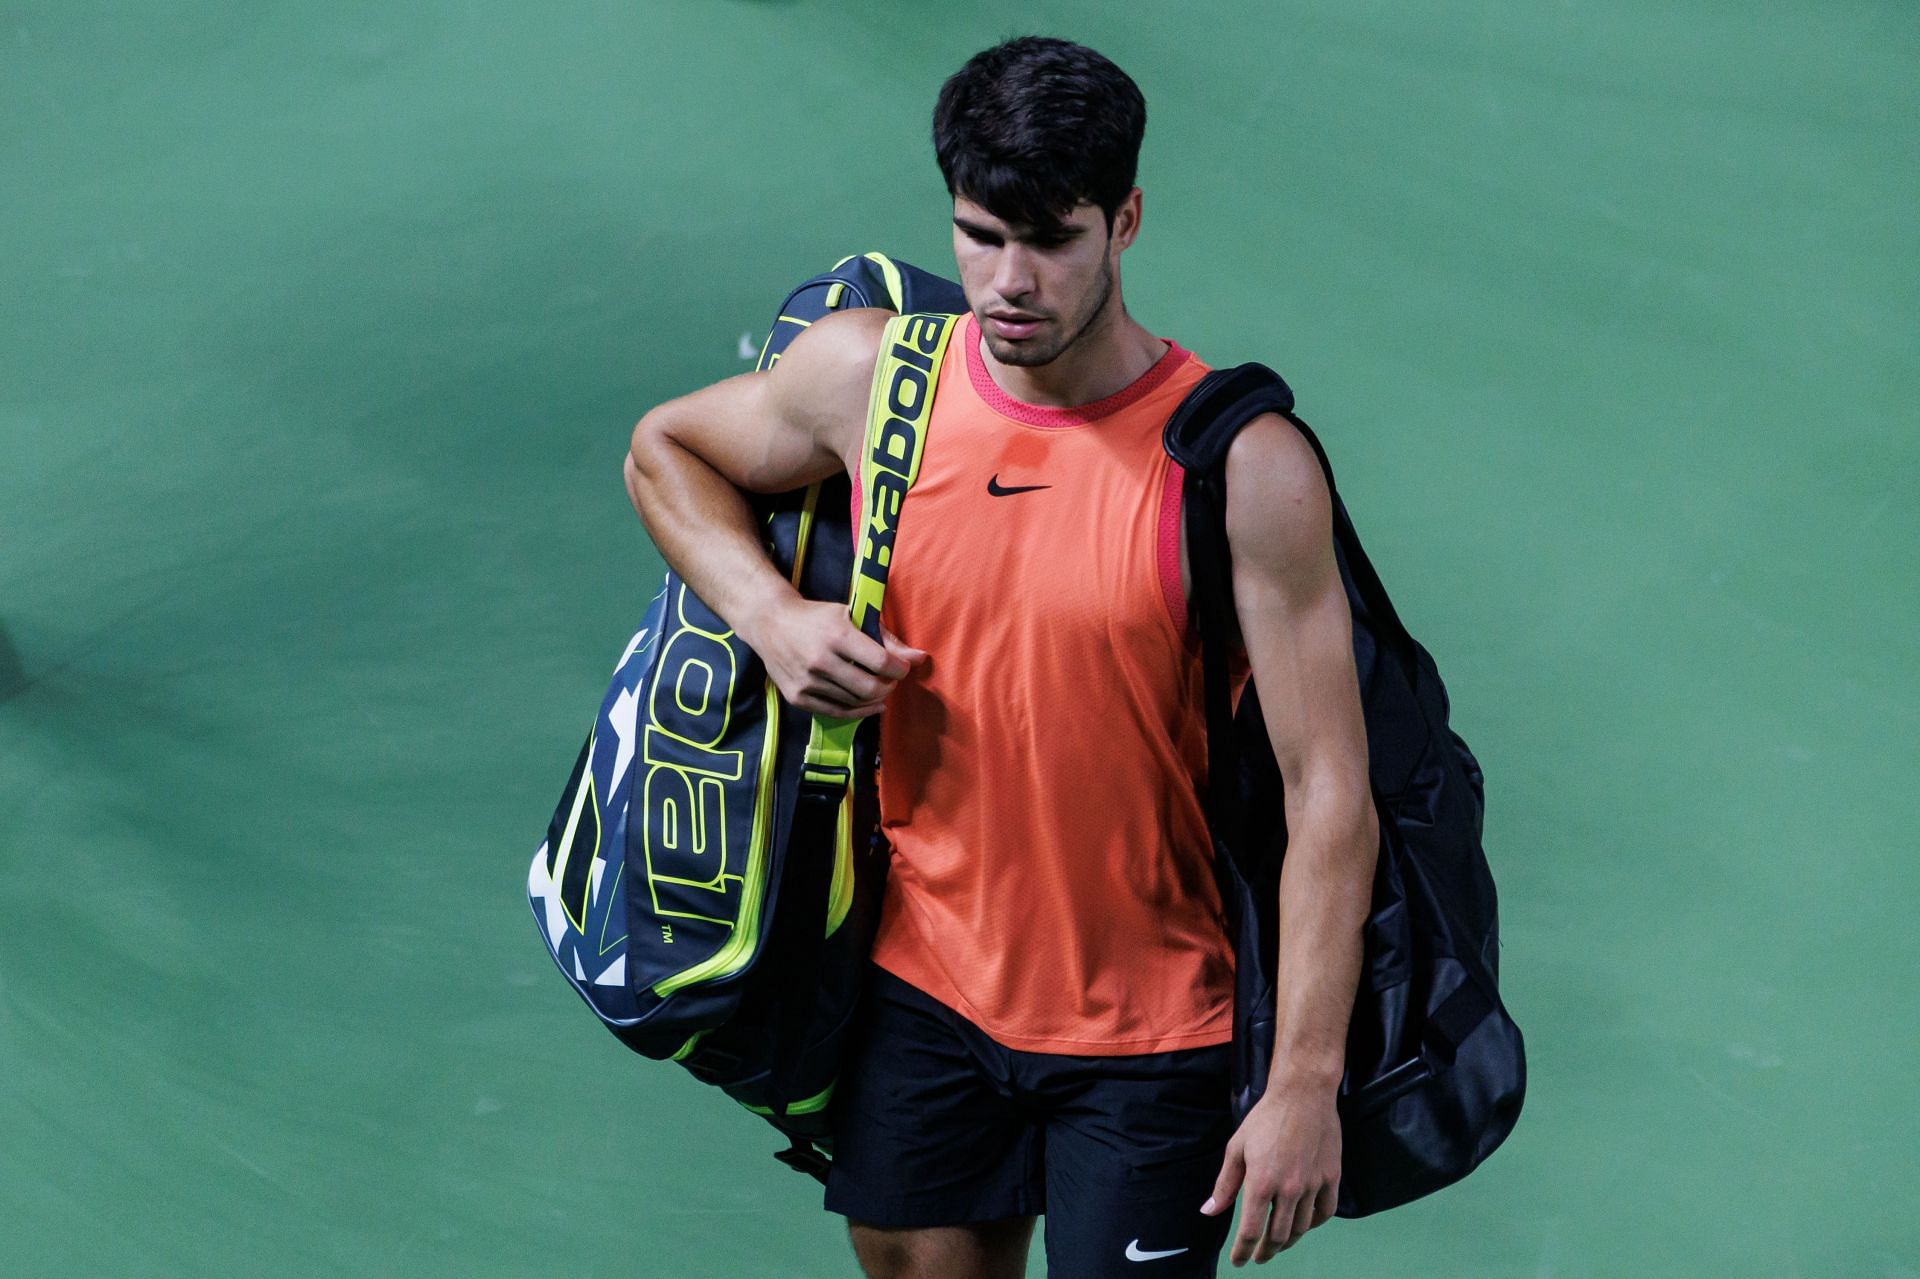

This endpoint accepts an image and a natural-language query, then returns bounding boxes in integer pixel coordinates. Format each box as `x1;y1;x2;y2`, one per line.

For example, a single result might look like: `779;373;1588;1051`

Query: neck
977;296;1168;408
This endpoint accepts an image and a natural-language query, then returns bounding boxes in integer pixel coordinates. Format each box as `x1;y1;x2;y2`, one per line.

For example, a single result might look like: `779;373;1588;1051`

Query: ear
1110;187;1144;254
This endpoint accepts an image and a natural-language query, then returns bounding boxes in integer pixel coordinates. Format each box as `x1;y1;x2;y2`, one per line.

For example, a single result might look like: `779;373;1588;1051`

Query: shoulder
764;308;892;444
1221;412;1334;572
774;307;890;387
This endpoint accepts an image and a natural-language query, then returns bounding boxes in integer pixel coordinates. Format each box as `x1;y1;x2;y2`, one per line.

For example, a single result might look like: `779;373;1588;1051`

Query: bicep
1224;417;1369;783
637;369;841;494
631;310;883;495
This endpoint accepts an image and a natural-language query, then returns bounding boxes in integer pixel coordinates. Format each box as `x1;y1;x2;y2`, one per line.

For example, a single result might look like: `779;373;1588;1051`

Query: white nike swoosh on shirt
1126;1240;1191;1262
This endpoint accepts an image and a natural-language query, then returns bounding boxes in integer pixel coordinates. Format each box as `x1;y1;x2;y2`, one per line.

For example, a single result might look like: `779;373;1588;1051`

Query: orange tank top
850;312;1248;1055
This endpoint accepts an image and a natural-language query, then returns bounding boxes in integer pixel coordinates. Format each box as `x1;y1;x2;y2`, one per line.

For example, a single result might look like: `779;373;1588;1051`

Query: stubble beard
980;255;1116;369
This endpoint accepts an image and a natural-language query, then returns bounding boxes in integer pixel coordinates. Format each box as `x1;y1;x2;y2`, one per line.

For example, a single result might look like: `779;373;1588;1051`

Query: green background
3;2;1913;1275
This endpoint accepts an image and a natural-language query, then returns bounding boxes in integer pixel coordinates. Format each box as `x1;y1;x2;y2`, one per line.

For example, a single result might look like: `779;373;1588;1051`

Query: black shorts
824;966;1236;1278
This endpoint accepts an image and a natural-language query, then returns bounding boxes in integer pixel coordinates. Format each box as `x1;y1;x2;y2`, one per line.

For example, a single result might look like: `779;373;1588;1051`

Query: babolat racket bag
526;253;965;1180
1166;365;1527;1218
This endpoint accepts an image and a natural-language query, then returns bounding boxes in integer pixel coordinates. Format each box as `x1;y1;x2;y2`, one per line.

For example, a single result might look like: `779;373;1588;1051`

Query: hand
751;597;927;718
1201;1082;1342;1265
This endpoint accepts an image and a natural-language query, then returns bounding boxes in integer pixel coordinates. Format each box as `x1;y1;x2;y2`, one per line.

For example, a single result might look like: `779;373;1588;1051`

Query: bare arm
624;308;925;715
1228;414;1377;1096
1205;412;1380;1265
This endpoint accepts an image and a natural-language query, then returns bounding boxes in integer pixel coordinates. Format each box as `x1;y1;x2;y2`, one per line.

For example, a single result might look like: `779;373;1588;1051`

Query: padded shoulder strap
1164;360;1360;521
802;310;959;786
1164;362;1413;652
1162;362;1297;474
771;312;958;1126
845;312;960;641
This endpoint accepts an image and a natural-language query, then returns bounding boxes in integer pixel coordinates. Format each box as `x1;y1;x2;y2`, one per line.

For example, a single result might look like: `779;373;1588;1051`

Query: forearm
623;426;798;650
1267;775;1379;1094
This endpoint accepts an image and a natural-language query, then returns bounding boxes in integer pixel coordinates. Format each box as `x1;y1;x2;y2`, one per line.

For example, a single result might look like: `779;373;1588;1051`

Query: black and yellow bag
525;254;963;1179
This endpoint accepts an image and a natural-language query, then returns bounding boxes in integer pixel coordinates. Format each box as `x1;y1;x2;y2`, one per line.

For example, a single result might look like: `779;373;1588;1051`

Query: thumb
1202;1147;1245;1217
880;625;928;664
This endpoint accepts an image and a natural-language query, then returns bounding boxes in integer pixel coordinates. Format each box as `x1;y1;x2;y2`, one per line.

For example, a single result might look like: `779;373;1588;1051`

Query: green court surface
2;3;1914;1275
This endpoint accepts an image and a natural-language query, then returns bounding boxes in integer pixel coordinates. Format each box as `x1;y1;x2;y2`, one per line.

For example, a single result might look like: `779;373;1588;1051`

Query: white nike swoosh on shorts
1126;1239;1191;1262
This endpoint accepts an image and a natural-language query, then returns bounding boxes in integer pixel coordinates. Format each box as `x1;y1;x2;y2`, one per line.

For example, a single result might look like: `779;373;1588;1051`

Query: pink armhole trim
1159;460;1189;641
964;313;1192;428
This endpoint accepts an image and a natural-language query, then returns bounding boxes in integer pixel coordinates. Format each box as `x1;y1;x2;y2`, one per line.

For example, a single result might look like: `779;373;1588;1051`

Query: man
625;36;1378;1278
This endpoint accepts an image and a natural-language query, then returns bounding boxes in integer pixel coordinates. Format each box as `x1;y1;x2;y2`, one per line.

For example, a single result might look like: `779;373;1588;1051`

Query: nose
990;243;1036;305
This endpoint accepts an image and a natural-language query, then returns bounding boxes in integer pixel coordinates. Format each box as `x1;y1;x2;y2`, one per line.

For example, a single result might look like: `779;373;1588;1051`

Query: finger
1202;1147;1244;1218
1278;1193;1315;1252
797;694;885;720
1311;1181;1337;1228
879;624;928;664
795;672;882;716
839;631;907;681
831;664;892;703
810;656;891;704
1230;1190;1272;1267
1253;1193;1295;1264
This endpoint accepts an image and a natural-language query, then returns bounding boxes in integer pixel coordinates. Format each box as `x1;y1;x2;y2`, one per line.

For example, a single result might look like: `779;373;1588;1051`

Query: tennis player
625;36;1378;1277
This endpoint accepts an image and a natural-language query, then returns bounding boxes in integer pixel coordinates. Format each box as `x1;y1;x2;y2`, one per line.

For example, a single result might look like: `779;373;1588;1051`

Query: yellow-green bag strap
800;311;961;786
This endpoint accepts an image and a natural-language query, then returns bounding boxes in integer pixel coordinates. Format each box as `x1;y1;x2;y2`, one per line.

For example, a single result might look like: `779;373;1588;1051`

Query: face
951;191;1140;367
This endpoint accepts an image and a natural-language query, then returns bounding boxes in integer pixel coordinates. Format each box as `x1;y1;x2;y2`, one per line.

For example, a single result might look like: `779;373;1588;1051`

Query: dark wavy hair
932;36;1147;236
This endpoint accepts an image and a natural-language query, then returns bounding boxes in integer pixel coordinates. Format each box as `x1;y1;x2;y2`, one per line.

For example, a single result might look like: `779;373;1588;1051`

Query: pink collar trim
963;312;1192;428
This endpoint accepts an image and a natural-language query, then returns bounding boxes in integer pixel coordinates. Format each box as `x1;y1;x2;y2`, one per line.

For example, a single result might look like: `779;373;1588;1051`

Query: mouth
985;311;1046;340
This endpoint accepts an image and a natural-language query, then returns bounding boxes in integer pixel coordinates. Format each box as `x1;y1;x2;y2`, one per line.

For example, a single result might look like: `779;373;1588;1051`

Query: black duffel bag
1165;365;1527;1218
